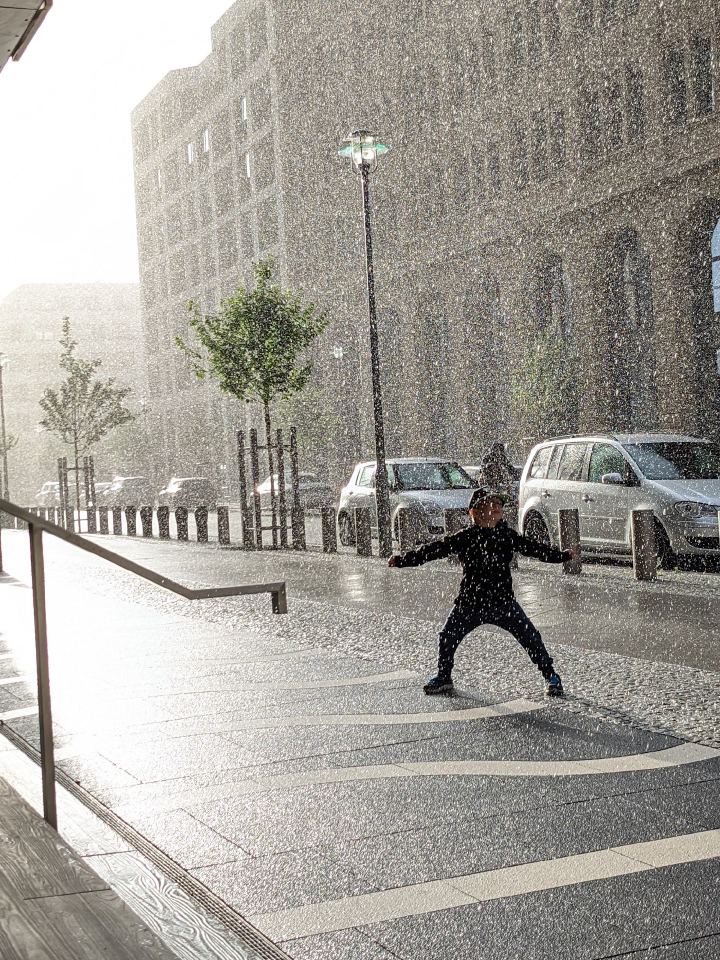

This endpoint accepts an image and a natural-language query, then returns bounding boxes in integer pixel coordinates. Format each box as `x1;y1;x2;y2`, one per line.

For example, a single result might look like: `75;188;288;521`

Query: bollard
397;508;422;551
444;508;468;537
291;505;306;550
99;507;109;534
631;508;657;581
87;500;97;534
558;508;582;574
195;506;208;543
355;507;372;557
157;505;170;539
321;506;338;553
217;505;230;545
125;506;137;536
140;506;153;537
176;507;188;541
112;507;122;534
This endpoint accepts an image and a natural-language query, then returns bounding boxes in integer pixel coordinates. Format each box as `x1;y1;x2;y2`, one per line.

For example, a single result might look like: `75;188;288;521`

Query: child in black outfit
388;487;577;696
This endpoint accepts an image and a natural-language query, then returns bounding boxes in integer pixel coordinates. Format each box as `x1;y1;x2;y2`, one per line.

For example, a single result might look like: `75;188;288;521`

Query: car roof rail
537;432;620;444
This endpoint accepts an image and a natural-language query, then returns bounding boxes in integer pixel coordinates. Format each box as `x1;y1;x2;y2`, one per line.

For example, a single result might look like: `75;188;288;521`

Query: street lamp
0;354;10;501
338;129;393;557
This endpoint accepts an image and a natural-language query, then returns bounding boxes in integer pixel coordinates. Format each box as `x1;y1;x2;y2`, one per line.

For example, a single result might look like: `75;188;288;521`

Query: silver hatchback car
338;458;477;546
519;433;720;565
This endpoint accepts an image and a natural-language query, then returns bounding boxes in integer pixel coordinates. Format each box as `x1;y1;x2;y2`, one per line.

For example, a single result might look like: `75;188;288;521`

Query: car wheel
654;520;676;570
524;513;551;547
338;511;355;547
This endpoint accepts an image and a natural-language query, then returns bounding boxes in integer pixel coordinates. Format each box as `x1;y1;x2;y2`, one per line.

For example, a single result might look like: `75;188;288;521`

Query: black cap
469;488;509;510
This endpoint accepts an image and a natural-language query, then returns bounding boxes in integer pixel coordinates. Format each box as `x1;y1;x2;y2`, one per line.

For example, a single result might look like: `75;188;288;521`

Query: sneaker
545;672;564;698
423;674;454;695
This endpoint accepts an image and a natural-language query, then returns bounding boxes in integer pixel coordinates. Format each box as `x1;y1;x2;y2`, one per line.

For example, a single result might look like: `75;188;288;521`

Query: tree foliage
39;318;135;454
510;328;579;440
176;258;330;409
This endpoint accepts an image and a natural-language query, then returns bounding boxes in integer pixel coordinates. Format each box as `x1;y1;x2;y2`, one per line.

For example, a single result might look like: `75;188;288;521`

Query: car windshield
394;462;474;491
623;443;720;480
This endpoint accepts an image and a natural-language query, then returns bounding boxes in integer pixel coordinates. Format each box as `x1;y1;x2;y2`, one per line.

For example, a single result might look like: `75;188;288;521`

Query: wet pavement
0;530;718;959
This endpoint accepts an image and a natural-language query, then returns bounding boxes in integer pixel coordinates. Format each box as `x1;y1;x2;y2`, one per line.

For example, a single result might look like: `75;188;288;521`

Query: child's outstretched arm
388;534;455;568
510;529;575;564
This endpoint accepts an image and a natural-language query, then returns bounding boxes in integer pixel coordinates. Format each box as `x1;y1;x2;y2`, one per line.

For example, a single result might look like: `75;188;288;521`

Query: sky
0;0;233;302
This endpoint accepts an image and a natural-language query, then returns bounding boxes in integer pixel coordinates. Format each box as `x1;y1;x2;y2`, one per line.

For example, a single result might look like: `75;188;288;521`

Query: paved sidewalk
0;532;718;959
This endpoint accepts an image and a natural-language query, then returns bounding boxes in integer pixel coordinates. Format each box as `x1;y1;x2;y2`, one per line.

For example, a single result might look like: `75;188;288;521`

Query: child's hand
564;546;580;560
388;556;399;567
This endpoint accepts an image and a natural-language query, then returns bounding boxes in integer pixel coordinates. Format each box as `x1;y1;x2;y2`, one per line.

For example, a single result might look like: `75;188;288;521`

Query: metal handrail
0;497;288;829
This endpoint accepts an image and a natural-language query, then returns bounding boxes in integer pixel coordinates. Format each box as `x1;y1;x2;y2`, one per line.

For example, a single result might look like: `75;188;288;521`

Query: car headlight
670;501;718;519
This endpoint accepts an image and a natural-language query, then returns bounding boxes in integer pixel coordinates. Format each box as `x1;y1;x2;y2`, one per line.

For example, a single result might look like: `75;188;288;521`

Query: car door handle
582;494;594;503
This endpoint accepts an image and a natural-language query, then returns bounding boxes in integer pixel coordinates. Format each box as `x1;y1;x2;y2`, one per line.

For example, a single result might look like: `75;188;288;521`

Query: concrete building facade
131;0;720;486
0;284;147;502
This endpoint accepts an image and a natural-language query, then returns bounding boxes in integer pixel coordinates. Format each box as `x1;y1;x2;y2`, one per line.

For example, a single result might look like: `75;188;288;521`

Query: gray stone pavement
0;530;718;959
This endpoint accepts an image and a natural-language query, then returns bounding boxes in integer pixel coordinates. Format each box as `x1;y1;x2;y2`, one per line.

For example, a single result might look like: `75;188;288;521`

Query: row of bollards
320;503;660;582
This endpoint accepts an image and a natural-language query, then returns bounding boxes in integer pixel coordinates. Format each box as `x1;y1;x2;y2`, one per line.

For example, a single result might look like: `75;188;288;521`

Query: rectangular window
186;142;195;164
156;168;162;190
664;46;687;124
625;65;645;142
486;142;502;195
526;2;542;62
202;128;210;153
691;35;715;116
549;108;566;167
244;152;251;179
509;120;529;189
240;95;248;121
606;81;624;150
557;443;589;482
531;110;548;179
579;89;602;160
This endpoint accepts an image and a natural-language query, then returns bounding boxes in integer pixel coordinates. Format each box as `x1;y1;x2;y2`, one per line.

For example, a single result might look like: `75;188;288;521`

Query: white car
256;472;334;510
519;433;720;566
337;458;477;546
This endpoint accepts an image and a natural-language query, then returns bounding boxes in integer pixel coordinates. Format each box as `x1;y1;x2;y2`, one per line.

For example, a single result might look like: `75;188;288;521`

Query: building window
691;36;715;116
509;121;529;189
576;0;594;33
240;95;248;121
625;65;645;142
156;168;162;190
544;0;561;48
597;0;617;28
549;108;566;167
527;2;542;62
487;142;502;194
244;152;251;179
531;110;548;179
606;81;624;150
202;128;210;153
482;32;496;86
508;10;525;69
579;89;602;160
664;46;687;125
712;220;720;313
187;142;195;164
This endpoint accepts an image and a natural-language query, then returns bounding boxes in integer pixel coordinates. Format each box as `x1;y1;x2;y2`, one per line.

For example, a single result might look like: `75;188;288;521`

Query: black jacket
393;521;569;609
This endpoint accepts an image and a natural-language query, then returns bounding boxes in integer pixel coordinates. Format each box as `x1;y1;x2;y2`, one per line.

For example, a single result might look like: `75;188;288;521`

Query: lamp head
338;129;390;171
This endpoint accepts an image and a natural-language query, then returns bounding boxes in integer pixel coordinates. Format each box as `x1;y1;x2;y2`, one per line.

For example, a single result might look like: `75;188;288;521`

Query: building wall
0;284;147;502
131;0;720;488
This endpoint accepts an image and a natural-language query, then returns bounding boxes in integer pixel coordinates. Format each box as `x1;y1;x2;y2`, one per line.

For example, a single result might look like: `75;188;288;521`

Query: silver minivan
519;433;720;565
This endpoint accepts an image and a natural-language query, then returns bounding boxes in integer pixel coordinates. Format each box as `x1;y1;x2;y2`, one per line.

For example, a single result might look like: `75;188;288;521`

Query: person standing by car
388;487;576;697
481;442;516;489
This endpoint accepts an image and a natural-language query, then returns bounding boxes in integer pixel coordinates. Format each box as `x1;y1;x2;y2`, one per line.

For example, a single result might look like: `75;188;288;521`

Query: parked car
256;471;334;510
157;477;217;509
337;458;477;546
518;433;720;566
101;476;156;507
91;481;112;505
34;481;60;507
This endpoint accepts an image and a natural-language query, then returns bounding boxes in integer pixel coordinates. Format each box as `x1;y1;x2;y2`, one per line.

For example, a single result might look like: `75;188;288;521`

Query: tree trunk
73;432;82;532
263;401;278;548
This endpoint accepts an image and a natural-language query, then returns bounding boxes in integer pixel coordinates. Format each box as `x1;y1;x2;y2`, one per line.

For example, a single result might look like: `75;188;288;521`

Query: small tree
39;319;135;511
177;258;330;489
510;328;579;441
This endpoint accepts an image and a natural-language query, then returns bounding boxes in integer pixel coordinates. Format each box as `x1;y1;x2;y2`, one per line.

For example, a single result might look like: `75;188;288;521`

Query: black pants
437;600;554;679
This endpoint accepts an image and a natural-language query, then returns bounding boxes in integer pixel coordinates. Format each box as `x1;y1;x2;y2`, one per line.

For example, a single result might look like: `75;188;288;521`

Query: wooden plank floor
0;774;182;960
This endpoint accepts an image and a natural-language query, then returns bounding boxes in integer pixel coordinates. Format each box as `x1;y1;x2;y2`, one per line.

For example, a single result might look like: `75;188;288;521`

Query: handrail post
28;523;57;829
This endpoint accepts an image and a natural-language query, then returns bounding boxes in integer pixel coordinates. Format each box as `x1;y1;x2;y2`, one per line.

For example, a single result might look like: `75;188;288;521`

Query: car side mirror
600;472;624;485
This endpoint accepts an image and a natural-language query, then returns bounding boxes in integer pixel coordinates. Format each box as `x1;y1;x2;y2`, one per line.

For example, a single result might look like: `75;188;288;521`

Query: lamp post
338;129;393;557
0;354;10;501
